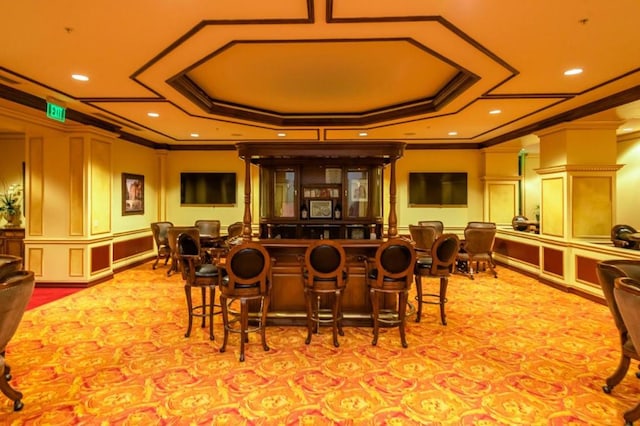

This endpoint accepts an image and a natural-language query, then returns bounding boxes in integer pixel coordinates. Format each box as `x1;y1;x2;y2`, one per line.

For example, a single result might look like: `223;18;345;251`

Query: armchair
456;222;497;279
612;224;639;249
150;221;173;269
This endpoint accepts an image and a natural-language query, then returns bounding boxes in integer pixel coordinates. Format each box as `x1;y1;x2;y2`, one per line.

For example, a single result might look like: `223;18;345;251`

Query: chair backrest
463;226;496;254
512;215;529;231
417;220;444;236
371;238;416;287
467;221;497;229
305;240;347;288
223;242;271;297
596;259;640;333
227;221;244;239
150;221;173;247
177;230;201;256
611;224;638;248
0;255;23;282
409;225;438;252
0;271;35;353
429;233;461;276
167;226;199;256
614;277;640;353
195;220;221;238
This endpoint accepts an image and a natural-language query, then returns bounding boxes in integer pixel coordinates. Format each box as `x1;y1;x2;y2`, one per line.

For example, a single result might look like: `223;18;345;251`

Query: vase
3;209;22;228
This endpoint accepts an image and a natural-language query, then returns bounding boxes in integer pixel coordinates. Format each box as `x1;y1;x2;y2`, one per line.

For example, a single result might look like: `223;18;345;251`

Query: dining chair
150;221;173;270
301;240;349;347
364;237;416;348
456;222;497;279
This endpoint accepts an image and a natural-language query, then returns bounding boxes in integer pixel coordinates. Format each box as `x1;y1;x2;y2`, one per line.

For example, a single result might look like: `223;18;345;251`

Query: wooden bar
258;239;388;326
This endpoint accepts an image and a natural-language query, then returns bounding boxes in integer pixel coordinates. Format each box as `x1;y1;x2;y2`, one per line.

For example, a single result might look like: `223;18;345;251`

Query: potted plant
0;183;23;228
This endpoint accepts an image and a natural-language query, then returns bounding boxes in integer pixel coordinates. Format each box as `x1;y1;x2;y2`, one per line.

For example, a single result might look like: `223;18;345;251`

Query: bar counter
256;238;386;326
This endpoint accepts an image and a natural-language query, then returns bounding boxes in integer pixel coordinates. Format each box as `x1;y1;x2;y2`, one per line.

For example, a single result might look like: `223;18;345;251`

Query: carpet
2;261;638;424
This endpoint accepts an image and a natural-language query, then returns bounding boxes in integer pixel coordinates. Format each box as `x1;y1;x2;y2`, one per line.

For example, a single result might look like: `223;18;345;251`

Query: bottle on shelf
334;203;342;220
301;202;309;220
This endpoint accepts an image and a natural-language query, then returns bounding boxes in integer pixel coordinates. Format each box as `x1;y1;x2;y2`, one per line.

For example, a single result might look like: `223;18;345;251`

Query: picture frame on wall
122;173;144;215
309;200;332;219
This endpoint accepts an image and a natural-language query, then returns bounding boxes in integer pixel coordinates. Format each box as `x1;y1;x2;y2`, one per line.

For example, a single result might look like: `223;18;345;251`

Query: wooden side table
0;228;25;258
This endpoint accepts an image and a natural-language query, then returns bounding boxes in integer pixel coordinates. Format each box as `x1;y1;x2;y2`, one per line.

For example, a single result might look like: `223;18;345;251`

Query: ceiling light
359;132;368;137
564;68;583;76
277;132;286;137
489;109;502;115
190;133;199;138
147;112;159;118
71;74;89;81
622;128;634;132
448;131;458;136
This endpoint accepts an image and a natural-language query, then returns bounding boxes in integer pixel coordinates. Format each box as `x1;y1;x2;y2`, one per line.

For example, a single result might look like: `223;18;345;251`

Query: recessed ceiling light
147;112;159;118
277;132;286;137
359;132;368;137
622;128;634;132
564;68;583;76
448;131;458;136
71;74;89;81
489;109;502;115
190;133;199;138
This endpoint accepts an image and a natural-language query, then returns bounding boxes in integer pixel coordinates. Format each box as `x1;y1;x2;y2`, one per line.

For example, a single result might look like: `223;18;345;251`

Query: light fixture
190;133;199;138
448;131;458;136
147;112;159;118
277;132;286;137
71;74;89;81
489;109;502;115
564;68;583;76
359;132;368;137
622;127;634;132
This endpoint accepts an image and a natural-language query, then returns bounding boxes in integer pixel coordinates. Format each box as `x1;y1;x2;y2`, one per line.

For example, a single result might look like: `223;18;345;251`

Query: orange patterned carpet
2;261;639;425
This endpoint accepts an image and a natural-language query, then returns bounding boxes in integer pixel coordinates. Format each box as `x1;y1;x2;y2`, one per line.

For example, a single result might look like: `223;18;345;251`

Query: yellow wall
0;134;25;227
617;134;640;226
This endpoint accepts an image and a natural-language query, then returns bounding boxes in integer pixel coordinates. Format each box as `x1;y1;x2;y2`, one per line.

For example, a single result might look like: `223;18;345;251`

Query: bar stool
301;240;349;347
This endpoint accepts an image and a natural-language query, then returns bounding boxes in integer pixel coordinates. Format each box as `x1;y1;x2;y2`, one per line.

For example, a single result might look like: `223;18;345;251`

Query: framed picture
122;173;144;215
309;200;332;219
350;179;368;202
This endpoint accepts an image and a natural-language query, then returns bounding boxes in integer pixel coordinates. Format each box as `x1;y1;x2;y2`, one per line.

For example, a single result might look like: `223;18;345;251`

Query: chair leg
624;400;640;425
486;258;498;278
398;291;408;348
304;289;313;345
152;254;160;269
603;352;631;393
200;287;207;328
208;286;215;341
240;298;248;362
261;295;270;353
0;362;23;411
439;276;448;326
219;295;229;354
370;289;380;346
337;290;345;337
414;274;423;323
184;285;194;338
331;292;340;348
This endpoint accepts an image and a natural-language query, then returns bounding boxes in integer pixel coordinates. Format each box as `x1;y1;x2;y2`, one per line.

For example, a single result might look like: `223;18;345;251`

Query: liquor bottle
334;203;342;219
301;202;309;219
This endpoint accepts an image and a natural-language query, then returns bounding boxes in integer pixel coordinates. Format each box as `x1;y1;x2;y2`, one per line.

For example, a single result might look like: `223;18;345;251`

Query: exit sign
46;101;66;122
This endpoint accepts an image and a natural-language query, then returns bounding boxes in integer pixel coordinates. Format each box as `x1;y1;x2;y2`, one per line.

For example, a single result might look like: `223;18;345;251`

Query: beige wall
617;133;640;226
0;134;25;227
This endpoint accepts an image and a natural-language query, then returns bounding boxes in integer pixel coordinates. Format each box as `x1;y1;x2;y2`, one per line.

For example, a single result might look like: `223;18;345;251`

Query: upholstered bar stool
365;238;416;348
301;240;348;347
219;242;272;362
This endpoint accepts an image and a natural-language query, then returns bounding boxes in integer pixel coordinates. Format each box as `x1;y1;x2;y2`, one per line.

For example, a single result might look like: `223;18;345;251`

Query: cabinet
0;228;25;258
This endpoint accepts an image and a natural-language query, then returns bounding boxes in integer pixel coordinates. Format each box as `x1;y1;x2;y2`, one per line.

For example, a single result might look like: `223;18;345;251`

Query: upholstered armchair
456;222;497;279
417;220;444;237
612;224;639;249
150;221;173;270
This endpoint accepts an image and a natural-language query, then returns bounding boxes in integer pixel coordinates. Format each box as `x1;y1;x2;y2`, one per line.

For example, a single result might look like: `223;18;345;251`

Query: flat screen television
408;172;468;206
180;172;237;205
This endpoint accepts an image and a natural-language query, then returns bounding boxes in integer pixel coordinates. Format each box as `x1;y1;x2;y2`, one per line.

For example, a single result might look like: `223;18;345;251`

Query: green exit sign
46;101;66;122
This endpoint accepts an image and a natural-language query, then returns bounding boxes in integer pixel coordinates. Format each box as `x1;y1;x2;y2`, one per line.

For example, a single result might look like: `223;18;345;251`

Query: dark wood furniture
364;238;416;348
301;240;349;347
0;228;25;259
150;221;173;270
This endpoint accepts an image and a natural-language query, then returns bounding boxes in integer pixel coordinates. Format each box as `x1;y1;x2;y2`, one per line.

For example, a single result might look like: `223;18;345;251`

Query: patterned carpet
2;261;639;425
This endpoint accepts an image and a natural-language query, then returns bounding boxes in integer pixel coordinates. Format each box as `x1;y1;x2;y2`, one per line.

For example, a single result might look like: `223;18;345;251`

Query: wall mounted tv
408;172;468;206
180;172;237;205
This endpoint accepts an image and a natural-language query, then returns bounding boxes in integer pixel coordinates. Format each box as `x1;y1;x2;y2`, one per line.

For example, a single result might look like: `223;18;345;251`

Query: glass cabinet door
273;169;297;218
346;170;368;218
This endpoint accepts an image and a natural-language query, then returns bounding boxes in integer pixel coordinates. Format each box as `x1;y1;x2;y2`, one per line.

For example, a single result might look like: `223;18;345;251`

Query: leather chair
0;255;23;281
167;226;200;276
150;221;173;269
221;221;244;249
219;242;272;362
612;224;639;249
177;229;221;341
595;260;640;395
301;240;348;347
365;238;416;348
512;215;529;231
417;220;444;237
195;220;222;249
409;225;438;257
414;233;460;325
613;276;640;426
456;222;497;279
0;270;35;411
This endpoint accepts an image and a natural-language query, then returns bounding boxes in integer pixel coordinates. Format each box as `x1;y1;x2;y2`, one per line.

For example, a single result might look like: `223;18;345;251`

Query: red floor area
26;287;82;310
